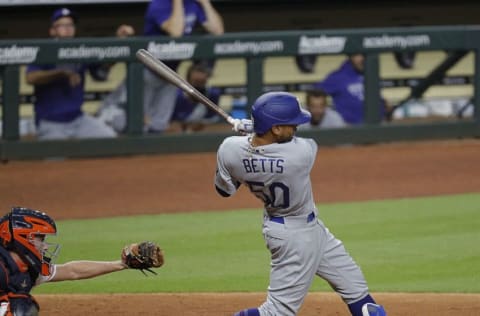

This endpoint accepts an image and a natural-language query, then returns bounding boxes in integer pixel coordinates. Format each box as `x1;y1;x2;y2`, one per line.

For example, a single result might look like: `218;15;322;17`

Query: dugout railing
1;25;480;160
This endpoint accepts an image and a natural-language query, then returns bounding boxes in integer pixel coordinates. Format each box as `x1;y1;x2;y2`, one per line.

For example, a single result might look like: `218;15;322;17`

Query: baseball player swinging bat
135;49;252;133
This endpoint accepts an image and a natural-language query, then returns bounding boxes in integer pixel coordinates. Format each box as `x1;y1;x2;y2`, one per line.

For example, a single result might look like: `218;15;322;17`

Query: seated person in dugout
298;89;346;130
169;63;222;133
314;54;390;125
25;7;134;140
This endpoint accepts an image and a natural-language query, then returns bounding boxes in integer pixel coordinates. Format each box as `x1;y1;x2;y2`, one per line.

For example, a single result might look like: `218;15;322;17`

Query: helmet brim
286;108;311;126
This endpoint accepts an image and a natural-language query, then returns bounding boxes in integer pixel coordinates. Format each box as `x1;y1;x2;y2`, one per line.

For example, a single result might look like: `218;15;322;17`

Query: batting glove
232;119;253;134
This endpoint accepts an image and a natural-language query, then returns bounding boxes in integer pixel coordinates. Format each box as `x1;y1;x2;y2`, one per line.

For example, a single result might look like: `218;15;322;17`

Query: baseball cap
51;8;77;24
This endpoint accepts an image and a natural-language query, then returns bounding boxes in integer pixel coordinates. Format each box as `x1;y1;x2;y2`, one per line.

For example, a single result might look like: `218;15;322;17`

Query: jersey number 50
246;181;290;208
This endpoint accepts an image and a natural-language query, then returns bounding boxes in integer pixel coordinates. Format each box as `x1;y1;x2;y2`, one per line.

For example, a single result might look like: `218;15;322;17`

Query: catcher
0;207;164;316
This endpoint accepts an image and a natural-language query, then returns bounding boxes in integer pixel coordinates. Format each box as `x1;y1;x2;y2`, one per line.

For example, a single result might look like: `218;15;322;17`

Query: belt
269;212;316;224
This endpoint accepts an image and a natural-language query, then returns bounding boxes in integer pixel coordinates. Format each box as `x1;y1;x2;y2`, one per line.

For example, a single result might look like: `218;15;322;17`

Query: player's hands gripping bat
121;241;164;275
232;118;253;134
135;49;253;134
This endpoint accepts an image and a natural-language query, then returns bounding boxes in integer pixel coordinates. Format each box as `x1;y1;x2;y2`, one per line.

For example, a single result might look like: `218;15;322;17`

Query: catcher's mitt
121;241;164;275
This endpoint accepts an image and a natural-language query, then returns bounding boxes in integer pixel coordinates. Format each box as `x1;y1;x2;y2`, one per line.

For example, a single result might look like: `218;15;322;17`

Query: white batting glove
232;118;253;134
0;302;9;316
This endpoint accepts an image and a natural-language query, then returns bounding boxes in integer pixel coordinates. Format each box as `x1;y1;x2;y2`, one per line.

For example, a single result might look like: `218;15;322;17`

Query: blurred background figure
95;24;135;134
298;89;346;130
169;63;222;133
25;8;134;140
99;0;224;134
315;54;390;125
143;0;224;133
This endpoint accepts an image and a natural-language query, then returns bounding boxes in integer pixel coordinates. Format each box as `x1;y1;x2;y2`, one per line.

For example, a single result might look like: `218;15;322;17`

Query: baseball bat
135;49;236;126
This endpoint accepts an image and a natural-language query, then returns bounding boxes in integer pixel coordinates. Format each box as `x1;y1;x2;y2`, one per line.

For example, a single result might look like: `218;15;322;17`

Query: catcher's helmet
0;207;59;276
251;92;311;135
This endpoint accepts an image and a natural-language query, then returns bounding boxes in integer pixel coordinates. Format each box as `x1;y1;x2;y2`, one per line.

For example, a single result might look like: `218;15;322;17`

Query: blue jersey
26;63;104;124
172;87;220;122
316;60;385;125
144;0;207;70
144;0;206;36
315;61;364;125
26;63;86;123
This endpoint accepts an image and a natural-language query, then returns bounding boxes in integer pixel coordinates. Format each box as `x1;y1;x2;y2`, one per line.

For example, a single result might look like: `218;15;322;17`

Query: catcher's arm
50;260;127;282
121;241;164;275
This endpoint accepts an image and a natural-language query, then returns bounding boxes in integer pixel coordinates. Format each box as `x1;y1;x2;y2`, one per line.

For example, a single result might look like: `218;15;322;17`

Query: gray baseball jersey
215;135;370;316
216;135;316;218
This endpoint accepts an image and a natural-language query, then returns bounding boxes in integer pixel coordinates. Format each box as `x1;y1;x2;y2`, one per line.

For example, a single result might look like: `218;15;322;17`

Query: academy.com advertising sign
298;35;347;54
57;45;131;60
0;45;39;64
147;41;197;60
362;34;431;49
214;40;284;55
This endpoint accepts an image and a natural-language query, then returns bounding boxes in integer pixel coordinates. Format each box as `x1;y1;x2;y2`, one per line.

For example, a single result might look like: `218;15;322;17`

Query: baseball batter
215;92;386;316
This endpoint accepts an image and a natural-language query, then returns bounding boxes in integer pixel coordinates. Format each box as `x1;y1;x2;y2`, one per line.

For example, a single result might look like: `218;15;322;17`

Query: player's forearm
162;0;185;37
26;69;68;85
52;260;127;281
199;1;224;35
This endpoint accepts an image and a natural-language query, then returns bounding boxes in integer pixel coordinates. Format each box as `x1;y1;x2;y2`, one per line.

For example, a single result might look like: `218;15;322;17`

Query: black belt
269;212;315;224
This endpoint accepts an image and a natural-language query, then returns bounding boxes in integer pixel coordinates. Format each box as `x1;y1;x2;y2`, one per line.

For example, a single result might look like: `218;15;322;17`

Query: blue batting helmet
251;92;311;135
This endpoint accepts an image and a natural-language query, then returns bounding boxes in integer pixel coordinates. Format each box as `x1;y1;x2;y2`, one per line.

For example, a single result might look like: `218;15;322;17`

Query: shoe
362;303;386;316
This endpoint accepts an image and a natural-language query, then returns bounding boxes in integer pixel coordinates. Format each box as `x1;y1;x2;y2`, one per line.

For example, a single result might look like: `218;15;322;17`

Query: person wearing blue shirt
143;0;224;133
170;63;221;132
25;8;134;140
315;54;388;125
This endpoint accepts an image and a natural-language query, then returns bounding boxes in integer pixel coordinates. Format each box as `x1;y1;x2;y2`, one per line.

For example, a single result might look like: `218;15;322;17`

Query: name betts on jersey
242;158;285;174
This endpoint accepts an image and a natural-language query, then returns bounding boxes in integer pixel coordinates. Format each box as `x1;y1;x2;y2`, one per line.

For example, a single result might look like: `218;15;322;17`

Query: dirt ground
36;293;480;316
1;139;480;315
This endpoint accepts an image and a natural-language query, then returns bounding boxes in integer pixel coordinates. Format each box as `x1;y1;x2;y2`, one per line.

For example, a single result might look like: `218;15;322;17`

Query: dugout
1;25;480;160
